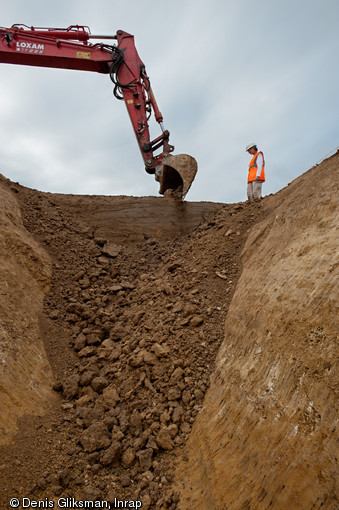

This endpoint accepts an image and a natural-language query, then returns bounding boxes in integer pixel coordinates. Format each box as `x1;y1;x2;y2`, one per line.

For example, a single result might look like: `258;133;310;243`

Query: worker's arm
255;153;263;180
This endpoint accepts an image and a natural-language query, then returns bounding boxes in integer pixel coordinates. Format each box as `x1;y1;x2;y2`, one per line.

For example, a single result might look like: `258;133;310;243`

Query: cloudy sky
0;0;338;203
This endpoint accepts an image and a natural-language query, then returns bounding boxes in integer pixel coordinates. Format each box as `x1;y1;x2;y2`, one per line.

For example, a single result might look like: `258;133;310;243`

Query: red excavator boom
0;24;197;196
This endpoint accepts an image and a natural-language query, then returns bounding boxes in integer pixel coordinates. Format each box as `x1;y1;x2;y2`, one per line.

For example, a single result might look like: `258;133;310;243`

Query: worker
246;143;265;201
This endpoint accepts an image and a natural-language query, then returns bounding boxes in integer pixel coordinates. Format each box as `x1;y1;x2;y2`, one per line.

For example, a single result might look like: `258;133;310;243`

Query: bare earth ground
0;152;338;509
0;175;265;509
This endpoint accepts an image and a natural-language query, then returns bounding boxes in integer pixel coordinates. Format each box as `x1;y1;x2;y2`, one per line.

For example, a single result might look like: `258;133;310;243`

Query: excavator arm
0;24;197;196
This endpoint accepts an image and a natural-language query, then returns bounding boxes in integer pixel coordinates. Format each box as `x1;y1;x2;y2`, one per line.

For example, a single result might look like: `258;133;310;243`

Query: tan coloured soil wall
0;177;54;444
176;155;339;509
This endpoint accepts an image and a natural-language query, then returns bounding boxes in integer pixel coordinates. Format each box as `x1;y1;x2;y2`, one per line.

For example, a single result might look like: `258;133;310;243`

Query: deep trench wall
177;154;339;509
52;194;223;243
0;177;54;444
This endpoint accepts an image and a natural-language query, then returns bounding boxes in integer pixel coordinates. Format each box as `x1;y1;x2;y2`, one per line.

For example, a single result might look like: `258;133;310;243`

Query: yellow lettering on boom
76;51;91;59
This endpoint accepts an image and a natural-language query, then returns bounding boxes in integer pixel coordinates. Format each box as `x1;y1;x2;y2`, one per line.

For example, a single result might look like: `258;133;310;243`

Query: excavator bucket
156;154;198;198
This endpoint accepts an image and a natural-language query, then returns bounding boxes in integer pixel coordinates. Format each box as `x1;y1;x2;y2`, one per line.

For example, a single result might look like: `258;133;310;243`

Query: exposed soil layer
0;180;54;446
0;177;266;509
176;153;339;509
1;152;337;510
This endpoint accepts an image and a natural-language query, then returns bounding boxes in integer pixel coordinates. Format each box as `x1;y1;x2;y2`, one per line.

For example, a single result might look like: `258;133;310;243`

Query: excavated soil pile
0;176;265;509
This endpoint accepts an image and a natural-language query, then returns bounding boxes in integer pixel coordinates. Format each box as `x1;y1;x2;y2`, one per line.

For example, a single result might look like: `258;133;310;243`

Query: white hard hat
245;143;256;151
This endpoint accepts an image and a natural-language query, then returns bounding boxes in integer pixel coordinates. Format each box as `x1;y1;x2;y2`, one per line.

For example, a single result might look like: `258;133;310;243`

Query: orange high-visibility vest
248;151;265;183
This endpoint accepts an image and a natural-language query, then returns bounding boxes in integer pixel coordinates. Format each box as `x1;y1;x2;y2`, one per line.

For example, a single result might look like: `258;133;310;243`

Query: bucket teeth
156;154;198;198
